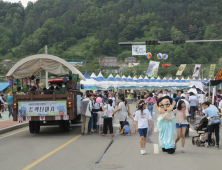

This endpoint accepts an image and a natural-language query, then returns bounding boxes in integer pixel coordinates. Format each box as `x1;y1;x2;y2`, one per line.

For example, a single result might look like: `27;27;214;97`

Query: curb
0;122;29;135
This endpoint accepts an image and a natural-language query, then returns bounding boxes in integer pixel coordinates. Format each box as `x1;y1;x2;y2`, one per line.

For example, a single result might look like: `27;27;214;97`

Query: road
0;103;221;170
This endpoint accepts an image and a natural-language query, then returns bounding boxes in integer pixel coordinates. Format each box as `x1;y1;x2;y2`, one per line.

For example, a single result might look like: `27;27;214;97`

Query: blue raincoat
157;112;176;149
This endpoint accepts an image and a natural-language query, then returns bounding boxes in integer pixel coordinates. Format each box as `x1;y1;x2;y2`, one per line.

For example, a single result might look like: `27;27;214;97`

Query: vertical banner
176;64;186;76
209;64;216;78
146;60;160;77
132;45;146;55
192;64;201;77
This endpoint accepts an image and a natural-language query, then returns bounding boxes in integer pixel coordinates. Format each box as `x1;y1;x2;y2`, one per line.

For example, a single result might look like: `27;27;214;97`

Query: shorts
176;123;187;129
138;128;148;137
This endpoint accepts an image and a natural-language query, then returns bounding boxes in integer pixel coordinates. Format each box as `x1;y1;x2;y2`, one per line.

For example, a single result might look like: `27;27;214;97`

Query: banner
132;45;146;55
146;60;160;77
162;64;172;68
192;64;201;77
18;101;67;116
176;64;186;76
209;64;216;77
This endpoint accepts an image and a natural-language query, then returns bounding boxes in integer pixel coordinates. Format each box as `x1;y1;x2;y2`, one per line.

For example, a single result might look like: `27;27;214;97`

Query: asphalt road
0;104;221;170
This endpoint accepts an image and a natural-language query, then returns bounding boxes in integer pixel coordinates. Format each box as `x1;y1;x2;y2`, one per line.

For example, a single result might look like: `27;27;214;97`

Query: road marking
22;134;81;170
0;128;28;140
154;144;159;154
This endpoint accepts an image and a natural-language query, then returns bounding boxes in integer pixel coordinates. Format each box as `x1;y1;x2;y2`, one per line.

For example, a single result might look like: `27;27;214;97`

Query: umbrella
187;85;205;94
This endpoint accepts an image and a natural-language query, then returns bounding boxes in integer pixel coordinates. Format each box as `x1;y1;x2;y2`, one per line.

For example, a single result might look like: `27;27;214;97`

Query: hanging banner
162;64;172;68
176;64;186;76
132;45;146;55
146;60;160;77
209;64;216;78
192;64;201;77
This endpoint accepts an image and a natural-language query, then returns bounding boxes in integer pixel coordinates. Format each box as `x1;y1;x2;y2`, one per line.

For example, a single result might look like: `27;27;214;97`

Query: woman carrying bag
113;96;133;130
145;93;156;118
101;99;114;137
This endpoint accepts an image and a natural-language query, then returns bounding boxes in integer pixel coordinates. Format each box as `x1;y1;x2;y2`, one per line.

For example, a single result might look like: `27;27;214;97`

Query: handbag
208;116;221;125
101;104;109;119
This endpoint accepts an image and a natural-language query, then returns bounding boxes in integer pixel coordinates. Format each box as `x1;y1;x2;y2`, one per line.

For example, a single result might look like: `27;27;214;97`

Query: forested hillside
1;0;222;73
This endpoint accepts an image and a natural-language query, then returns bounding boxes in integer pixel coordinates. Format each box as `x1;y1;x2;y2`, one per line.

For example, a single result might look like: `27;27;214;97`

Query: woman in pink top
145;93;156;118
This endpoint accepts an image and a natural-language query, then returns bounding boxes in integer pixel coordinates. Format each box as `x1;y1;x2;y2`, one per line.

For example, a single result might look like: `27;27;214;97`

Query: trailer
6;54;85;133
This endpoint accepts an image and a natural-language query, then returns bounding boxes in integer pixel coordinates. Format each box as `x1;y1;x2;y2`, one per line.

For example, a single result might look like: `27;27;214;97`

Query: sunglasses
159;103;171;108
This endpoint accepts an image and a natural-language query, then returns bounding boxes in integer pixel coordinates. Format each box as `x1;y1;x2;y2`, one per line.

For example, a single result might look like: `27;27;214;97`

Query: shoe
81;133;84;135
141;150;145;155
181;148;185;153
111;134;114;137
174;143;177;150
143;150;147;154
216;145;219;150
206;145;211;148
101;134;105;137
91;129;94;132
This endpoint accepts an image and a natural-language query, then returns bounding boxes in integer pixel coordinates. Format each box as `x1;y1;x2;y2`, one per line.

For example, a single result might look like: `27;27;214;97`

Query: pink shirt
145;97;156;103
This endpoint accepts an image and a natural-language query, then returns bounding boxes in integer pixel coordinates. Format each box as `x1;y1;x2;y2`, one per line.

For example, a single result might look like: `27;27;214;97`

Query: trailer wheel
64;120;70;132
29;121;35;133
34;122;40;133
59;120;65;132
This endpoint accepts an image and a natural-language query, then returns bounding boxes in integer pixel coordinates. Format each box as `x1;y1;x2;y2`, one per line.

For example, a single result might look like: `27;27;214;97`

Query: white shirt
134;109;152;129
104;104;114;117
189;96;197;106
176;99;190;116
109;97;115;107
118;102;128;121
0;96;5;104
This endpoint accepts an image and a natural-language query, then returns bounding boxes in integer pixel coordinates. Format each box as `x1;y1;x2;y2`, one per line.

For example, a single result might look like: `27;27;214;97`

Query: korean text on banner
192;64;201;77
18;101;67;116
209;64;216;77
132;45;146;55
146;60;160;77
176;64;186;76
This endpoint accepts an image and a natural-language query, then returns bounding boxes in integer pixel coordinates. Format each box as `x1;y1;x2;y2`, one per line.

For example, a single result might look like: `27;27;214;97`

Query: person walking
135;100;153;155
7;92;13;118
109;93;116;108
92;97;102;132
188;92;198;121
173;100;188;153
113;96;133;130
101;99;114;137
126;91;132;104
202;102;220;149
80;93;93;135
145;93;156;118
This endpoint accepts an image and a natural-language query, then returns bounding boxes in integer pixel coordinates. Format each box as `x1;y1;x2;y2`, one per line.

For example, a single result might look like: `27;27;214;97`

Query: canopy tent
6;54;86;81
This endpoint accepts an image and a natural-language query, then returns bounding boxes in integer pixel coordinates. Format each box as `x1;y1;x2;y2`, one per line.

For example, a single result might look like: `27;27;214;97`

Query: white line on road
0;128;28;140
154;144;159;154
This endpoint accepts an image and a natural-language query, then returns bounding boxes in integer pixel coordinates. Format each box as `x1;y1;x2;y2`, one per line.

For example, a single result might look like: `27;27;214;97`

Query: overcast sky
3;0;37;7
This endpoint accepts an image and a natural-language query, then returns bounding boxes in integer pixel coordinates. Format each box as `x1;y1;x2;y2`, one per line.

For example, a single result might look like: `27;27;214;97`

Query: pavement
0;103;221;170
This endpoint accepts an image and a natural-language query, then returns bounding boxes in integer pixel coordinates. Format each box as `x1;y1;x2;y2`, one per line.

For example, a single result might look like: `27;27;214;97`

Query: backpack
80;100;90;116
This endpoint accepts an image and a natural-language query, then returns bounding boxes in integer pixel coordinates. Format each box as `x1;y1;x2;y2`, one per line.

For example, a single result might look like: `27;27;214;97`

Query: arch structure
6;54;86;81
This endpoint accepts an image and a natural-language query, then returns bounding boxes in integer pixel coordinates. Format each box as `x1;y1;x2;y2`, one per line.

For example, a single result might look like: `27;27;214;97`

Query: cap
91;93;94;96
181;94;186;98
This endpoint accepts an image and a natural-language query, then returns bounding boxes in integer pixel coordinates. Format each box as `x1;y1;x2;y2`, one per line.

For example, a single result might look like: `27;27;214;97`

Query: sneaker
206;145;211;148
143;150;147;154
181;148;185;153
216;145;219;150
174;143;177;150
91;129;94;132
141;150;145;155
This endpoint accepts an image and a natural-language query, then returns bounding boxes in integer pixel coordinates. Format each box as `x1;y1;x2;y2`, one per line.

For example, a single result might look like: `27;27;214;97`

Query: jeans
9;104;13;117
208;124;220;146
190;106;196;119
148;105;154;118
127;99;131;104
88;115;94;132
93;112;99;130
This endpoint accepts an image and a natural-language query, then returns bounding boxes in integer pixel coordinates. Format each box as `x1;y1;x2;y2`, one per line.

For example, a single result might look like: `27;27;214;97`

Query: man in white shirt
109;93;116;108
163;89;170;97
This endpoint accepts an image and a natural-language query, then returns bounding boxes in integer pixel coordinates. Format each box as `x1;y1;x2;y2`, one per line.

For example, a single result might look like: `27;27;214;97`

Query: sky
3;0;37;7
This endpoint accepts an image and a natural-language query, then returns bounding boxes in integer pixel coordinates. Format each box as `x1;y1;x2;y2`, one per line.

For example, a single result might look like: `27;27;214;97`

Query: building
101;57;118;66
101;66;120;74
125;57;137;64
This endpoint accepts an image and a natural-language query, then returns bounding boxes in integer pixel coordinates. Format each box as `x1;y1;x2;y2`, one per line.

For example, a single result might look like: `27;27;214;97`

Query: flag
192;64;201;77
176;64;186;76
162;64;172;68
146;60;160;77
209;64;216;78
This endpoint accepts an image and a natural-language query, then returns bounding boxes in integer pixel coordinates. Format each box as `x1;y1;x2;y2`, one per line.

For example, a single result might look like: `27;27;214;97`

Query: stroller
192;117;215;147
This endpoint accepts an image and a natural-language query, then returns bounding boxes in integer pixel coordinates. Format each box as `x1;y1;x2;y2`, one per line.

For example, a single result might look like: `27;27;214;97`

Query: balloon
145;52;152;59
96;97;102;104
163;54;168;60
157;53;163;59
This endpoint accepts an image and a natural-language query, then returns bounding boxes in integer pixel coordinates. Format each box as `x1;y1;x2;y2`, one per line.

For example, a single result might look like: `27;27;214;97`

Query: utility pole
45;45;49;89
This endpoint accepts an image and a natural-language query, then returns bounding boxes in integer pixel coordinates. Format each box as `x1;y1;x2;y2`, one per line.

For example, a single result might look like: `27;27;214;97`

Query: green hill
1;0;222;77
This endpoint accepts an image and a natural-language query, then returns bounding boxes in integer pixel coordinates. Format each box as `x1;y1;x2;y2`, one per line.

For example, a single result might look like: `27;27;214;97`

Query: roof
6;54;86;81
0;82;10;92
